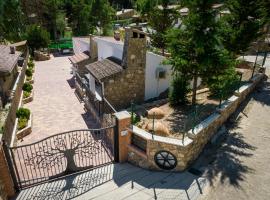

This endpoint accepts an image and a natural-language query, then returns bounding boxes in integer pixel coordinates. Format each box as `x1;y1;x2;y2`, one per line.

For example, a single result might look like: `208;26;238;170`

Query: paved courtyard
19;55;98;145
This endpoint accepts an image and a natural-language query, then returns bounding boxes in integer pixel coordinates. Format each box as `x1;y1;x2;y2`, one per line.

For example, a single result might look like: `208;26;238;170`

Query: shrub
22;83;33;93
16;108;31;120
18;118;28;130
25;68;33;77
207;67;239;100
26;76;32;82
28;61;34;69
169;74;191;106
26;25;50;54
23;91;31;98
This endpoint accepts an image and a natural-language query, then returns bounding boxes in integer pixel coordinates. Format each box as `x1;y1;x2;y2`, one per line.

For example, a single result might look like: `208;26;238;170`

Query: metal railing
75;73;117;127
4;128;115;190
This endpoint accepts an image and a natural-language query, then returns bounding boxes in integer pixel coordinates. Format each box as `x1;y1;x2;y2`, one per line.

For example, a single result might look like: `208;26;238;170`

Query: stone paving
199;56;270;200
19;55;98;145
14;163;208;200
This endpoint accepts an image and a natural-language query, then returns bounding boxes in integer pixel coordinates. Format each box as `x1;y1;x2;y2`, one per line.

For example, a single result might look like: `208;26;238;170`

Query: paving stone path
19;56;98;145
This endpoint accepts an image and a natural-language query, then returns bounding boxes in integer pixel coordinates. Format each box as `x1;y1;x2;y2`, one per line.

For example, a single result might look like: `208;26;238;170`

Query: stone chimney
121;27;147;69
10;46;16;54
89;34;98;62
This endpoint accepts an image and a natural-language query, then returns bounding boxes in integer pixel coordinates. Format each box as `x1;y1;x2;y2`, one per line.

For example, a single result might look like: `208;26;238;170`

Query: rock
147;107;165;119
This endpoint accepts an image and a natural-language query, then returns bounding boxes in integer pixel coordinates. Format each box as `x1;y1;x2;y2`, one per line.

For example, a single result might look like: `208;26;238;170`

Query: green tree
25;25;50;54
169;73;190;106
91;0;115;36
43;0;62;40
56;12;67;38
136;0;178;55
0;0;27;42
220;0;264;56
70;0;93;36
136;0;158;15
148;1;179;55
167;0;233;105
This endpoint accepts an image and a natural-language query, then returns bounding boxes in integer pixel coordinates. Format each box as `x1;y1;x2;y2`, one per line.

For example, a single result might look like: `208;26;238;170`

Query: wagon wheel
154;151;177;170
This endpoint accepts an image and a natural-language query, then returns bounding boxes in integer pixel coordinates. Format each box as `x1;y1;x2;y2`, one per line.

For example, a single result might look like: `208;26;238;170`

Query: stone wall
3;49;29;145
0;66;18;96
122;73;265;171
104;28;146;110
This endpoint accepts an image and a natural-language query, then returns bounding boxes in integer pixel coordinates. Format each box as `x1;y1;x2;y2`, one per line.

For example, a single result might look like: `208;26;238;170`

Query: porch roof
85;57;123;81
69;53;89;64
0;45;22;76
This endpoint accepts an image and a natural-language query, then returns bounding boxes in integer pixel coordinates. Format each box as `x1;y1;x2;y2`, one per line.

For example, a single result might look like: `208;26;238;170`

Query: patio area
18;55;99;145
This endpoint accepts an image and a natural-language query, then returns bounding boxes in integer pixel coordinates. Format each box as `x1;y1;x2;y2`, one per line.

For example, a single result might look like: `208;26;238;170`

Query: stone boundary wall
125;73;265;171
3;49;29;145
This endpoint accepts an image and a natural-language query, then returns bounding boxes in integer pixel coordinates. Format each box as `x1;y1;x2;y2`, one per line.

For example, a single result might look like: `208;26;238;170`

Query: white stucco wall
145;52;172;101
72;37;90;54
94;37;124;61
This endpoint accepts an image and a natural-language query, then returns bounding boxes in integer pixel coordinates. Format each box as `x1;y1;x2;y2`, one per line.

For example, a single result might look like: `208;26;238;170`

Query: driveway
14;163;208;200
19;55;98;145
198;56;270;200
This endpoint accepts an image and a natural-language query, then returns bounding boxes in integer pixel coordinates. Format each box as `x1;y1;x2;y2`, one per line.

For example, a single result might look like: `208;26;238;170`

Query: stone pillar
0;140;15;199
114;111;131;163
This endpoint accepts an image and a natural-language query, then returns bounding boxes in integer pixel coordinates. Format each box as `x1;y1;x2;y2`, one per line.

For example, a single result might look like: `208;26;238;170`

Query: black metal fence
4;128;115;190
75;72;117;127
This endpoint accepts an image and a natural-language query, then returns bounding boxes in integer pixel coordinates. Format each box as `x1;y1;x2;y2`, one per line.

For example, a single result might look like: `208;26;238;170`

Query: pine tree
167;0;233;105
220;0;264;56
137;0;179;55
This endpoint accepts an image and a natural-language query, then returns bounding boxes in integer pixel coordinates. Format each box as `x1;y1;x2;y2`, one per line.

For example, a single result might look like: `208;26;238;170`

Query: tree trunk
192;74;198;105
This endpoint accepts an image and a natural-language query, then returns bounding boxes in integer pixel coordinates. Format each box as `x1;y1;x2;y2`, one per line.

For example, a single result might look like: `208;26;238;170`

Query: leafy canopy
25;25;50;53
220;0;265;56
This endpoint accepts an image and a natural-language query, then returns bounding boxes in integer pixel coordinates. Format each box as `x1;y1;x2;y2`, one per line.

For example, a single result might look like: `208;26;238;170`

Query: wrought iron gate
4;126;117;190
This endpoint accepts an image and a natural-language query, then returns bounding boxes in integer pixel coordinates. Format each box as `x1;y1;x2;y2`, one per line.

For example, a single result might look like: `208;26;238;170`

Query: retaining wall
124;73;265;171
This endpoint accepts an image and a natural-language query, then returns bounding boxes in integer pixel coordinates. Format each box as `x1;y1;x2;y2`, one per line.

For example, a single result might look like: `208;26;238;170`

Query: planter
26;76;34;84
16;114;32;140
23;90;34;104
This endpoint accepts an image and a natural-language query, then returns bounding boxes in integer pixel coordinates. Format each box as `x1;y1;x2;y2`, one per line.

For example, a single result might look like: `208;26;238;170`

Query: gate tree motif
9;128;115;189
25;133;104;173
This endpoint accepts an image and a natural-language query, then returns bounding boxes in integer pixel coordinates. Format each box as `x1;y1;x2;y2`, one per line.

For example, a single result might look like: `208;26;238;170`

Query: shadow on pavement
13;163;206;200
192;79;270;189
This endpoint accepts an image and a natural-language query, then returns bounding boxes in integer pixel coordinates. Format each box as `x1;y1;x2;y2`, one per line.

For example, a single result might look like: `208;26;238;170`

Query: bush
26;25;50;54
25;68;33;77
26;75;32;82
169;74;191;106
23;91;31;98
207;67;239;100
18;118;28;130
16;108;30;120
22;83;33;93
28;61;34;69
